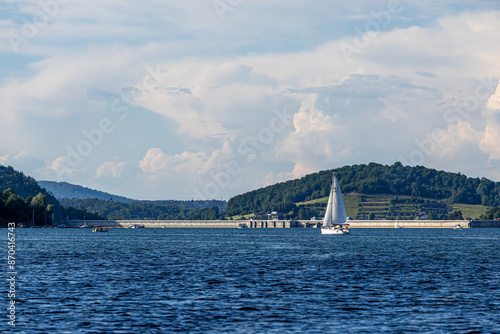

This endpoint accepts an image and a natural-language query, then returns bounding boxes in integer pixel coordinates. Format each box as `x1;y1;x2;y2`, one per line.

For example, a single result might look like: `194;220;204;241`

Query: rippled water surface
4;228;500;333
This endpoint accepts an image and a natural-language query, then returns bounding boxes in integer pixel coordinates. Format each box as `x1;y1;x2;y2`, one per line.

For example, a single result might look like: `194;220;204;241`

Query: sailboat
321;173;350;235
30;210;37;228
79;216;90;228
394;219;402;228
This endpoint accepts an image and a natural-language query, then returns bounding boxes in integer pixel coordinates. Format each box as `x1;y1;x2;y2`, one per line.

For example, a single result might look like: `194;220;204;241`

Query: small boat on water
128;224;145;229
454;224;463;230
395;219;403;228
92;227;108;232
80;221;90;228
238;223;248;229
321;173;350;235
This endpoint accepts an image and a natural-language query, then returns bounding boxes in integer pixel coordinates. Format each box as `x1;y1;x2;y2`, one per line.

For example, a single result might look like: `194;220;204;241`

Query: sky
1;0;500;200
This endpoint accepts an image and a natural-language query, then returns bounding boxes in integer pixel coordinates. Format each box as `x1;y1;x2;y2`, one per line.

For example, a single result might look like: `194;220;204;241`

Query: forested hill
39;181;227;211
38;181;133;202
0;165;54;200
58;198;225;220
0;165;104;225
40;180;227;220
226;162;500;216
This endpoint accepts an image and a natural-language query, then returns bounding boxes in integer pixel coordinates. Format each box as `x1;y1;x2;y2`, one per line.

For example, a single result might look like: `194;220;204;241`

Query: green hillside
0;165;104;225
0;165;53;200
480;206;500;219
59;198;225;220
227;162;500;219
296;195;361;219
38;181;133;202
297;193;489;220
42;180;228;218
0;165;63;225
453;203;489;220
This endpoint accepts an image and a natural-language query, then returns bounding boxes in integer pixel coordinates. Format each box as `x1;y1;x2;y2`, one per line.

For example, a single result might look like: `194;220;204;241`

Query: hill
0;165;103;225
1;163;228;222
38;181;133;202
226;162;500;219
1;165;54;200
39;181;228;216
58;198;225;220
41;179;229;220
296;194;489;220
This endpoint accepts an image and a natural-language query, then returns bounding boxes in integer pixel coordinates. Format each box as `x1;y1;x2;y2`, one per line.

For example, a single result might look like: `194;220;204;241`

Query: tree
429;211;442;220
31;193;47;210
30;193;48;225
480;206;500;220
1;188;30;224
226;162;500;217
448;210;463;220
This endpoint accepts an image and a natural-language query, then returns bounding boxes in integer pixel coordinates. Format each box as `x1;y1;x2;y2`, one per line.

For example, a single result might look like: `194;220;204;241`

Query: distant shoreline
42;219;500;229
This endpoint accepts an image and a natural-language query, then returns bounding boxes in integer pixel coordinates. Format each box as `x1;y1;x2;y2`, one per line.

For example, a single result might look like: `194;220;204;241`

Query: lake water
4;228;500;333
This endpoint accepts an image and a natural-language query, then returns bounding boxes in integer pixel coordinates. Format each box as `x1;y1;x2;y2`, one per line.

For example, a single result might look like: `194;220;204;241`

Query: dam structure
60;219;500;228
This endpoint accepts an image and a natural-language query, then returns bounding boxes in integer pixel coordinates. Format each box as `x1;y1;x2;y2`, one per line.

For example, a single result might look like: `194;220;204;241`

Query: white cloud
0;154;10;165
435;121;483;158
277;94;350;178
96;161;126;178
479;80;500;160
40;156;76;179
139;148;210;176
2;5;500;199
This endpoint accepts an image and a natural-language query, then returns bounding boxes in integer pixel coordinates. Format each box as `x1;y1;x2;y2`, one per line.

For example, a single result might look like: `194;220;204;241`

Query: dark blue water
4;228;500;333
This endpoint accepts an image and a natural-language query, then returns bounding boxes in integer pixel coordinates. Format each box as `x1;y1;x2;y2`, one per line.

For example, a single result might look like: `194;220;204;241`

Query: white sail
323;173;347;227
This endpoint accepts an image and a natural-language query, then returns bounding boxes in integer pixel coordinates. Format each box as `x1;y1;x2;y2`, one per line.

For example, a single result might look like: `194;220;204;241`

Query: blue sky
1;0;500;200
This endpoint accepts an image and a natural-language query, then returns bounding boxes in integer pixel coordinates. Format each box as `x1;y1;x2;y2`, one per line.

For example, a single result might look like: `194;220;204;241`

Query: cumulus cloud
38;156;76;180
96;161;127;178
277;94;350;178
139;148;210;176
0;151;46;173
2;4;500;199
0;154;10;165
479;80;500;160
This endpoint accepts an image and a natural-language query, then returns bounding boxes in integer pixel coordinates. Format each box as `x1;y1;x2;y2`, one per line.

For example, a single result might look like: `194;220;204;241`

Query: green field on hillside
453;203;489;219
297;194;360;219
297;197;328;206
227;162;500;218
295;193;489;220
344;195;361;218
228;213;255;220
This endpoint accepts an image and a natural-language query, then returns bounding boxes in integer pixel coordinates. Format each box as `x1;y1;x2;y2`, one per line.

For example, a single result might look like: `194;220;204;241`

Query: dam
60;219;500;228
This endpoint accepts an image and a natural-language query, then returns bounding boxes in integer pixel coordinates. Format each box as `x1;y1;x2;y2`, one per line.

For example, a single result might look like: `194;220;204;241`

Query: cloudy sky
1;0;500;200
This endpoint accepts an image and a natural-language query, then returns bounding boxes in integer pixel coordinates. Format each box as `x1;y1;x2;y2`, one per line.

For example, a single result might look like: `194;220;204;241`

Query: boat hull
321;227;349;235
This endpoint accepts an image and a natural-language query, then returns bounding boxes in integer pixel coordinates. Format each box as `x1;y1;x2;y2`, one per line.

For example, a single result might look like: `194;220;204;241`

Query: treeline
147;200;227;211
38;181;133;202
0;188;103;227
59;198;224;220
480;206;500;220
0;165;104;225
0;165;64;223
0;165;53;199
0;189;53;226
227;162;500;216
1;164;227;222
39;180;227;209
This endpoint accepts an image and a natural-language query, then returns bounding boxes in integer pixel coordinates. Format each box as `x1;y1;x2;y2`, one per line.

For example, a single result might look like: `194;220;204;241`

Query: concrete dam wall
57;219;499;228
64;220;242;228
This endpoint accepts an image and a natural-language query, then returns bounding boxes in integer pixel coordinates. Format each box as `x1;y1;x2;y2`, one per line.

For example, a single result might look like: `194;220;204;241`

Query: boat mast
329;173;335;224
